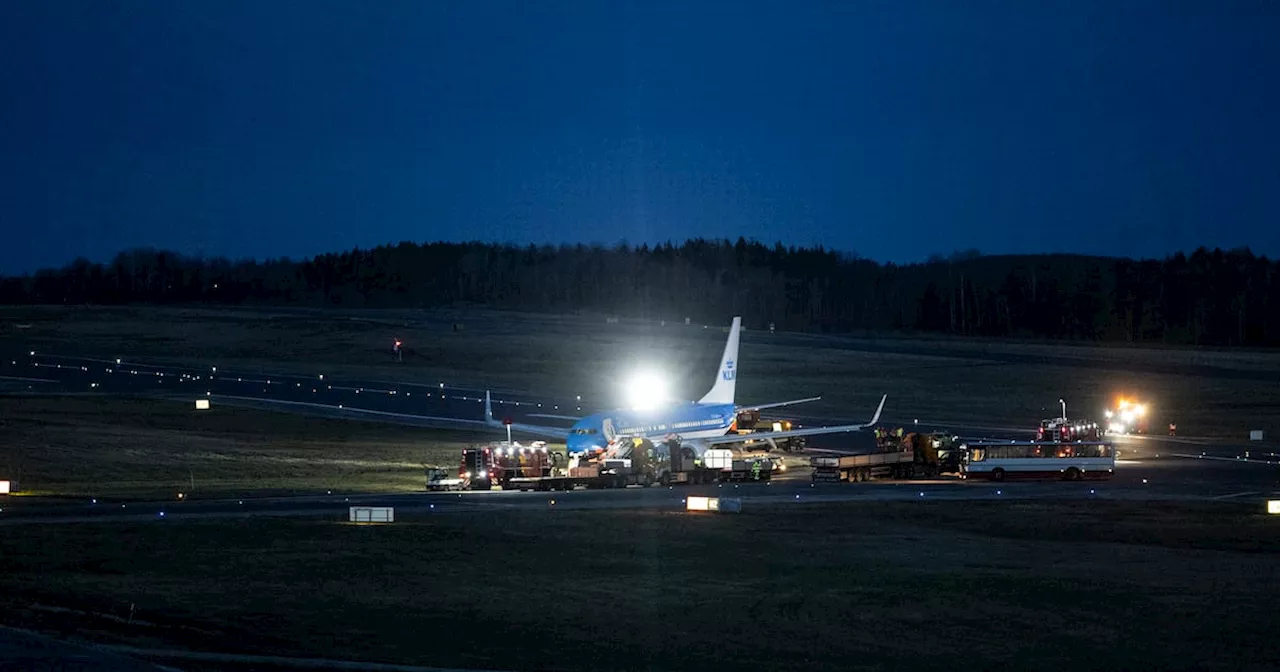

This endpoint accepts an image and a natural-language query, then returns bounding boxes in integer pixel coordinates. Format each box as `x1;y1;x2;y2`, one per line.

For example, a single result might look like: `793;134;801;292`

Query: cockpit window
572;428;598;435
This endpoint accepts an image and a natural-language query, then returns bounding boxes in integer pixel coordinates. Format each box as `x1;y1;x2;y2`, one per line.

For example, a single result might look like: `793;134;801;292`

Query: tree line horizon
2;238;1276;347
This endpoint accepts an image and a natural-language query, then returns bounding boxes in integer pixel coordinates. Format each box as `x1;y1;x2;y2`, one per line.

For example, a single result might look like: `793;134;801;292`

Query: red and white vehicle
1036;418;1101;442
961;440;1114;482
459;441;558;490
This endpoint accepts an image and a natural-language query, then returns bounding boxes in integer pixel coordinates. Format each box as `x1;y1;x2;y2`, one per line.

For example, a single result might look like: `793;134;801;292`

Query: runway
1;349;1278;528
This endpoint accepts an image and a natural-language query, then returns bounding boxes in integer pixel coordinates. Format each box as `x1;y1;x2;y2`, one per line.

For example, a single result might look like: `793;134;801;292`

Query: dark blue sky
2;0;1278;273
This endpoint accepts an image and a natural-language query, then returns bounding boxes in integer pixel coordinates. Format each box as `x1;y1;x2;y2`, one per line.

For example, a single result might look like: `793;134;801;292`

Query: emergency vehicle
1104;398;1149;435
1036;417;1101;442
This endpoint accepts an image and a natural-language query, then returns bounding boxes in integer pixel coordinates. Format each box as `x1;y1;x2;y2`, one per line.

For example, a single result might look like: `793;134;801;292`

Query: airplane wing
735;396;822;413
209;394;492;430
526;413;583;421
698;394;886;447
210;392;570;440
484;391;571;440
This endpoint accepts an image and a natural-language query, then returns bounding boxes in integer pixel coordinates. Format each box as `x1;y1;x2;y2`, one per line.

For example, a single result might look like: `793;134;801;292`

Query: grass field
3;307;1279;670
4;305;1280;437
0;396;490;499
1;501;1277;671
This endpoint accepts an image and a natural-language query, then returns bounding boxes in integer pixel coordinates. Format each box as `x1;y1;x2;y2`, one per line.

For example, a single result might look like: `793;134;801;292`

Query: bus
961;441;1114;482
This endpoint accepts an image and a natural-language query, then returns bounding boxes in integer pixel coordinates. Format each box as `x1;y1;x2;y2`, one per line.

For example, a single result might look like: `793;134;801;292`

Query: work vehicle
426;467;466;491
458;441;560;490
810;431;963;482
503;438;770;491
1036;418;1101;442
960;440;1114;481
1104;398;1149;435
733;409;808;452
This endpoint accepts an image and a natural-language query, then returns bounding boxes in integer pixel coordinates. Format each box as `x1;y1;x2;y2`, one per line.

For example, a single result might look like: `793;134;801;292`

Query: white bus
961;441;1114;482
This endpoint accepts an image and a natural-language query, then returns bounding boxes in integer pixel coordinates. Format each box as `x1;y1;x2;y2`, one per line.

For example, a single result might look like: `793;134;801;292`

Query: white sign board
0;480;9;495
1269;501;1280;515
1249;430;1263;441
195;399;211;410
349;507;394;523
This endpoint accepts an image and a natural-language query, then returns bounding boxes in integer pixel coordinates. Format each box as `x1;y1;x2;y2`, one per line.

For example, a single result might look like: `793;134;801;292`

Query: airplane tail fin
484;390;501;428
698;316;741;405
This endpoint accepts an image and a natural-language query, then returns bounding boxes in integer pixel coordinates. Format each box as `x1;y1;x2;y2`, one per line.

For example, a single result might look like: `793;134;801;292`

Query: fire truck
458;441;561;490
1036;417;1101;442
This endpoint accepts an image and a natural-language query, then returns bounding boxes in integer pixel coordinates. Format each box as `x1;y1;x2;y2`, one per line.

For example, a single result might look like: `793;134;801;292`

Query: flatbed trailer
811;451;917;482
811;431;963;482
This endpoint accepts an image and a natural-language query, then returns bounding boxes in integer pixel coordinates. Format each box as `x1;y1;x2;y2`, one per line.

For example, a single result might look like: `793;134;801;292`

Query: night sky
2;0;1278;273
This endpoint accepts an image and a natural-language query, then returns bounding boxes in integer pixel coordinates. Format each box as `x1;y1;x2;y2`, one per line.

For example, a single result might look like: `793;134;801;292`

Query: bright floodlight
624;370;670;411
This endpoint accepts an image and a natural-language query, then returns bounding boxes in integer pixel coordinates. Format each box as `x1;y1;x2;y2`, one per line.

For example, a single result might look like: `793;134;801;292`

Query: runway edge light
1267;501;1280;515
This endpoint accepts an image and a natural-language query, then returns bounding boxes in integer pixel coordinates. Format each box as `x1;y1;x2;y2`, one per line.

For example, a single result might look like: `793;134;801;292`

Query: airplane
484;316;886;457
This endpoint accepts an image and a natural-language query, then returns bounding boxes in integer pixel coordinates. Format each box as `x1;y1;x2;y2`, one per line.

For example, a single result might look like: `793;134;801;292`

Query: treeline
2;239;1278;346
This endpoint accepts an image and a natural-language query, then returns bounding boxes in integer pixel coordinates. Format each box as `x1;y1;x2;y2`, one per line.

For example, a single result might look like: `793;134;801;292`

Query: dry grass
0;395;492;499
1;501;1277;671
